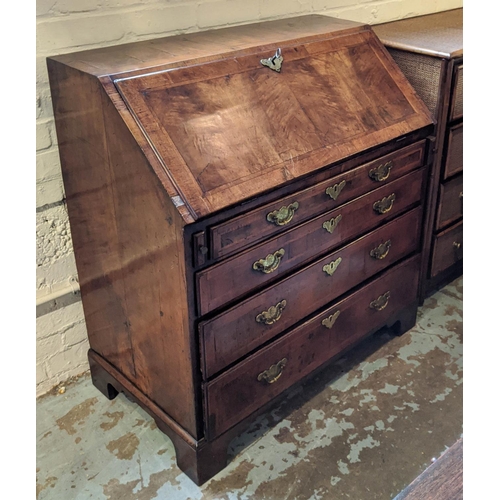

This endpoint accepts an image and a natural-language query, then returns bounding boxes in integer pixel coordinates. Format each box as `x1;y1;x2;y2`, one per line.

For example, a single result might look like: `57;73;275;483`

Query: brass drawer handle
323;257;342;276
253;248;285;274
325;180;346;201
322;214;342;234
453;241;461;250
373;193;396;214
267;202;299;226
258;358;287;384
256;300;287;325
369;161;393;182
370;291;391;311
370;240;391;260
322;310;341;329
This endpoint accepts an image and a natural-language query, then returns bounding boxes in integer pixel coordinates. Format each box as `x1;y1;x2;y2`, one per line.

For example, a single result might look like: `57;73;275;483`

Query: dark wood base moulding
88;300;418;486
88;349;226;485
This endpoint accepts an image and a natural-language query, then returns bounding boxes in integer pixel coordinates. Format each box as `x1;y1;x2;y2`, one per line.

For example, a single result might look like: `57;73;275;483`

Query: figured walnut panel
116;30;432;219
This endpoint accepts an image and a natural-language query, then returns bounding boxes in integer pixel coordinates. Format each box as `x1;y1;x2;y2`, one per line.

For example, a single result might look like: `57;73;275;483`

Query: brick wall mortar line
36;1;200;24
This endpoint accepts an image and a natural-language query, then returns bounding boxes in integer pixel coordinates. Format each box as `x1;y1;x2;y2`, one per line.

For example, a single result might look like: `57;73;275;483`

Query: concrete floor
36;277;463;500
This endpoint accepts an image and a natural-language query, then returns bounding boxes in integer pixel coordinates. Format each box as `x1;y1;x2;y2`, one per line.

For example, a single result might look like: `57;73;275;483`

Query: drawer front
430;220;463;277
436;174;463;230
443;124;463;180
449;64;463;122
200;207;422;378
209;141;426;260
204;255;421;438
198;168;425;314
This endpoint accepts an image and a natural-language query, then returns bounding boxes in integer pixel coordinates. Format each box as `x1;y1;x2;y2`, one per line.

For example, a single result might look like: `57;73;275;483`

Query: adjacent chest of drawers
48;15;433;484
374;9;463;299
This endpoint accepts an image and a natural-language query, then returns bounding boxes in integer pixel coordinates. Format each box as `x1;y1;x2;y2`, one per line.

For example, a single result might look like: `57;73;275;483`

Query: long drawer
430;220;463;277
436;174;462;230
198;168;425;315
200;207;422;378
209;141;426;259
204;254;421;438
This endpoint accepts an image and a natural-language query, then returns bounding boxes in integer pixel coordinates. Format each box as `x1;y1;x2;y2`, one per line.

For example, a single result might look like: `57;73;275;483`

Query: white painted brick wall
36;301;89;396
36;205;79;292
36;0;463;396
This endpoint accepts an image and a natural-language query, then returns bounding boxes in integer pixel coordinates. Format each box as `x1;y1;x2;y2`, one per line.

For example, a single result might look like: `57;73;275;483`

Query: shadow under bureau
47;15;433;484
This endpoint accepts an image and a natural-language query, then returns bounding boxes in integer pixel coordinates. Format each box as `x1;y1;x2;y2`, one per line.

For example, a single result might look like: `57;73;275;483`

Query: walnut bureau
374;9;463;300
47;15;433;485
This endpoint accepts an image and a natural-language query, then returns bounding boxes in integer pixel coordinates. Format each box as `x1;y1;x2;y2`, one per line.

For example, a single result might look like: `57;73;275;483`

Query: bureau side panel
47;60;136;380
48;60;198;436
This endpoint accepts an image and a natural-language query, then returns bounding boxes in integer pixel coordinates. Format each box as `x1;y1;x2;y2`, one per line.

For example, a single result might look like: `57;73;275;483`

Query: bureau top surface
373;9;463;59
50;15;433;222
50;15;363;77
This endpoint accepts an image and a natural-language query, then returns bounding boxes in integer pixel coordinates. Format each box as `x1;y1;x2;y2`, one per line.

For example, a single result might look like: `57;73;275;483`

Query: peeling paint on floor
36;278;463;500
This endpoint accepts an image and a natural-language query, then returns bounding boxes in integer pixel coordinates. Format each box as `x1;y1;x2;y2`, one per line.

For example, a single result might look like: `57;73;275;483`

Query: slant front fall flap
114;27;432;220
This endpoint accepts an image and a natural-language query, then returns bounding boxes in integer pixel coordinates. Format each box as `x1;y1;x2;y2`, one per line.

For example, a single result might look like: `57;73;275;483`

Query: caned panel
388;48;443;118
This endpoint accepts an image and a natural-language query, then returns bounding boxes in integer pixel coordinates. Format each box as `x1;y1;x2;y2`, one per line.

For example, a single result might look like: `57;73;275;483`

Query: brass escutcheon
370;291;391;311
369;161;393;182
253;248;285;274
325;180;347;201
322;214;342;234
373;193;396;214
322;310;341;329
256;300;287;325
257;358;287;384
323;257;342;276
267;202;299;226
260;48;283;73
370;240;391;260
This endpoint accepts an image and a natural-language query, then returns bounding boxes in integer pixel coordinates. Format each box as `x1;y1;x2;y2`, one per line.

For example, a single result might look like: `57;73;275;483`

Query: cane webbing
451;66;463;120
388;48;442;118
